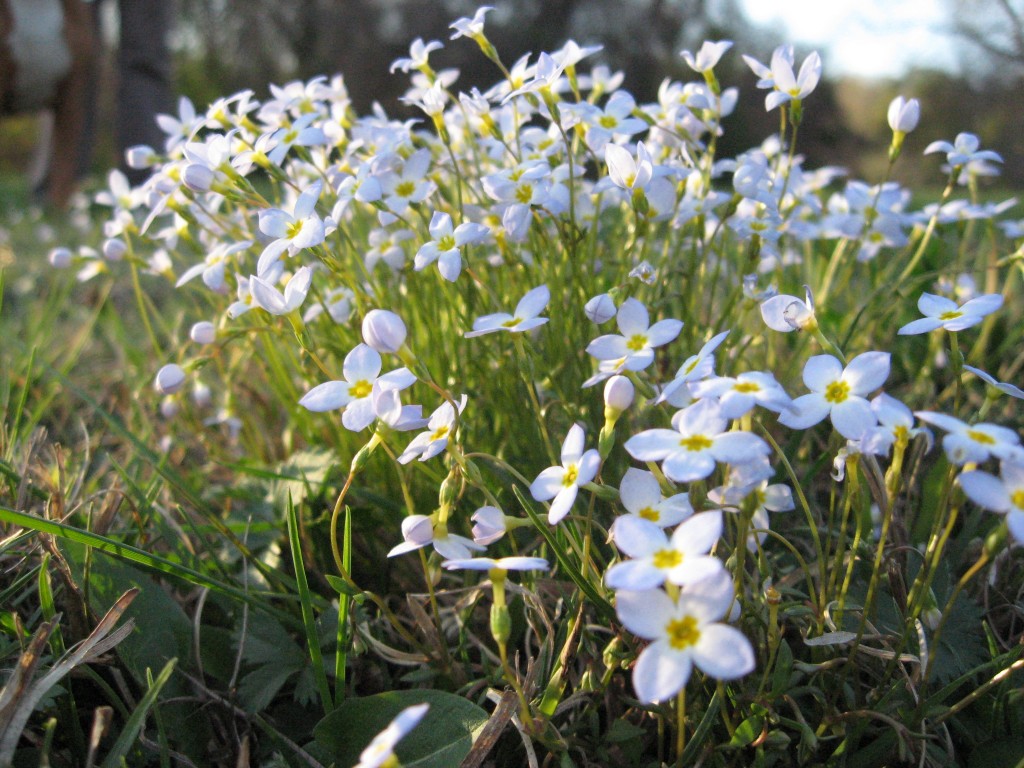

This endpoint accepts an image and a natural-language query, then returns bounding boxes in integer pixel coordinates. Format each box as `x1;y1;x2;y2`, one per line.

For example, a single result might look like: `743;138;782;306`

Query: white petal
530;466;566;501
778;394;830;431
616;298;650;335
632;642;691;704
669;511;722;555
645;319;684;347
619;468;661;513
548;484;579;524
515;285;550;319
299;380;352;412
343;344;383;383
615;589;676;639
842;351;890;395
918;292;957;317
625;429;685;461
898;317;944;335
959;470;1011;512
830;397;877;440
605;559;666;591
611;515;665;558
692;624;755;680
802;355;843;392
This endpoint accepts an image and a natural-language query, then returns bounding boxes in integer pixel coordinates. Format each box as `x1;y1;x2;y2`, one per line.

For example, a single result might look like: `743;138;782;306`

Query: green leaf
313;689;488;767
727;715;764;748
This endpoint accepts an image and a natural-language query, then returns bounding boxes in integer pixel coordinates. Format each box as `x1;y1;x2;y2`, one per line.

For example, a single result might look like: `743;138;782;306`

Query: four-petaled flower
616;467;693;528
605;513;725;591
914;411;1024;465
414;211;490;282
530;423;601;524
625;399;771;483
897;292;1003;335
585;298;683;384
465;285;550;337
398;396;468;463
778;352;891;440
298;343;415;431
615;571;755;704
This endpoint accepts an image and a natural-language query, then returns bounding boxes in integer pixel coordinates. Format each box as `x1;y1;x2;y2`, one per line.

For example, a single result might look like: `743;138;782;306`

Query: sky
738;0;961;78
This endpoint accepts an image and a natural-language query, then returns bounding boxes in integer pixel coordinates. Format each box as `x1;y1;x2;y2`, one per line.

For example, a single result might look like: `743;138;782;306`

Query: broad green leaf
313;689;488;767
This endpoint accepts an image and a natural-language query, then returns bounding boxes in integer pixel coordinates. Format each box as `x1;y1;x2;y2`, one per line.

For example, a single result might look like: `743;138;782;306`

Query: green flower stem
896;170;958;286
675;686;687;768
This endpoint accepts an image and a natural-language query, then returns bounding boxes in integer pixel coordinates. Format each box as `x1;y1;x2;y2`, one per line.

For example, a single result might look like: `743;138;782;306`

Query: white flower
655;331;729;407
256;181;326;276
249;266;313;316
530;424;601;524
465;285;550;337
387;514;483;560
959;462;1024;543
605;141;654;192
964;365;1024;400
471;506;508;545
897;292;1003;335
680;40;733;73
691;370;794;419
355;704;430;768
914;411;1024;465
616;571;755;704
924;133;1003;168
449;6;494;41
585;298;683;377
390;38;443;73
414;211;490;282
861;393;931;456
615;467;693;528
760;288;816;332
625;399;771;483
398;396;468;463
298;344;416;431
605;513;725;590
778;352;891;440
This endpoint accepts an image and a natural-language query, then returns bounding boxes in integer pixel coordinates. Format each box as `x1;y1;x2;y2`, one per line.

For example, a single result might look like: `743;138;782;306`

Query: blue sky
738;0;959;78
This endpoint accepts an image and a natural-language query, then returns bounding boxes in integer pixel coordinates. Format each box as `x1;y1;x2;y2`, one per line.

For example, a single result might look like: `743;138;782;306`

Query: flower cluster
48;5;1023;734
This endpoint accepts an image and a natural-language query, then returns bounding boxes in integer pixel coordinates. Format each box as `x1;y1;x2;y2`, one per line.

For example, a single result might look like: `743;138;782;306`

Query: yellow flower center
638;506;660;522
286;220;304;239
652;549;682;569
437;235;456;251
824;380;850;404
1011;490;1024;510
349;380;372;399
599;115;618;129
562;464;579;487
430;425;449;442
502;317;523;328
966;429;996;445
515;184;534;204
680;435;713;451
734;381;760;393
395;180;416;198
938;310;963;321
666;615;701;650
626;334;648;351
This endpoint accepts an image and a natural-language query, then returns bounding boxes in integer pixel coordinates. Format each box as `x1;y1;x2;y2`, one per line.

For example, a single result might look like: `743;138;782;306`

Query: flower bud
190;321;216;344
183;163;214;193
192;382;212;408
362;309;407;353
48;247;73;268
154;363;186;395
584;293;616;324
887;96;920;135
125;145;157;170
471;506;507;545
603;375;635;413
160;396;179;419
102;238;127;261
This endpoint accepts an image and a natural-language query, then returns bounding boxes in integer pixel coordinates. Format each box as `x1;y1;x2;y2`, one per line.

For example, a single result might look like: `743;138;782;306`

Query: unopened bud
603;375;634;414
125;145;157;170
584;293;616;324
362;309;407;353
183;163;214;193
102;238;127;261
154;363;186;395
190;321;216;344
48;247;73;268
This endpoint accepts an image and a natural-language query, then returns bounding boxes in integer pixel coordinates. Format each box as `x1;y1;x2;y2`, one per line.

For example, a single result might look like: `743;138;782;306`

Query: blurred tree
947;0;1024;77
